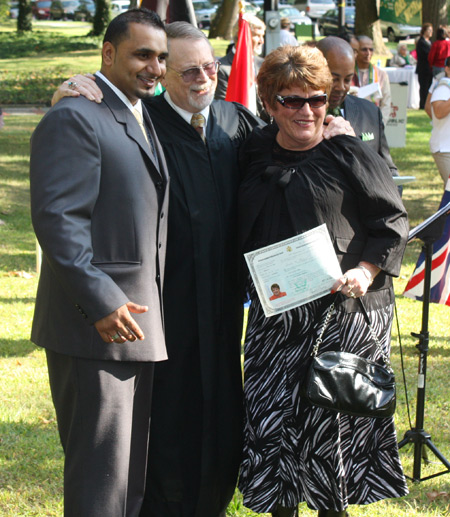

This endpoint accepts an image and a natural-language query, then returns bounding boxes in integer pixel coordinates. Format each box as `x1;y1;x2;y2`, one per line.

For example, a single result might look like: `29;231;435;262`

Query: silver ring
349;291;356;298
347;284;354;291
67;81;78;90
111;333;120;340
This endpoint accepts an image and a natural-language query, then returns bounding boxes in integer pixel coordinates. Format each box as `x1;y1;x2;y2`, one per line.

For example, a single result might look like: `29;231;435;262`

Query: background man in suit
317;36;398;177
353;35;392;125
29;9;169;516
215;14;266;118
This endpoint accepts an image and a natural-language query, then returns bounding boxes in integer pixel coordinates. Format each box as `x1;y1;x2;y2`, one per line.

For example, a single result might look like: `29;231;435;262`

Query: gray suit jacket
30;77;169;362
343;94;398;177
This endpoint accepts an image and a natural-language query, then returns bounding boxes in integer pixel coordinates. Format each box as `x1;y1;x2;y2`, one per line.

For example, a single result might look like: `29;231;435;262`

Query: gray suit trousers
46;350;154;517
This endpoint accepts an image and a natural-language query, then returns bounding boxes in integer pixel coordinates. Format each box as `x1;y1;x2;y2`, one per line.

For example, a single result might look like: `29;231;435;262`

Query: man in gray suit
29;9;169;516
317;36;398;177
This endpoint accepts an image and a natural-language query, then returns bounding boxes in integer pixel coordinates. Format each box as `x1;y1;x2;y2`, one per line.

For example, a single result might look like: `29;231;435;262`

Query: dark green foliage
91;0;109;36
0;30;100;58
0;32;101;105
0;67;70;105
17;0;32;31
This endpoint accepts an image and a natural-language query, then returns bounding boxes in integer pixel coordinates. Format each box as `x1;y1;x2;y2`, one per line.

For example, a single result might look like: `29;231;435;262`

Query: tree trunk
355;0;389;56
422;0;447;40
17;0;32;32
91;0;110;36
169;0;196;25
209;0;239;40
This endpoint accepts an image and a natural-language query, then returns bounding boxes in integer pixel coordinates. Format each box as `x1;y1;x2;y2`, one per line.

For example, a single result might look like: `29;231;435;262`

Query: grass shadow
0;338;39;357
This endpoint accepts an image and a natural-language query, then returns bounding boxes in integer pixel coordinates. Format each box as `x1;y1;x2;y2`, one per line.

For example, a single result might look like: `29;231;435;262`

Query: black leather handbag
300;297;396;418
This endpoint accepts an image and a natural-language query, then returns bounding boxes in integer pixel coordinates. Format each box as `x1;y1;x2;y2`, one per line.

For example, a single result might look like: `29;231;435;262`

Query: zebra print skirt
238;288;408;513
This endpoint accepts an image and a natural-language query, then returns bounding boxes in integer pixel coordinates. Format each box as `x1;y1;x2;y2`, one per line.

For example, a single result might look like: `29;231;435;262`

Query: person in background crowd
237;43;409;517
279;17;298;47
391;42;417;67
429;55;450;186
428;26;450;77
215;14;266;117
348;34;359;56
353;35;391;124
416;23;433;109
317;36;398;178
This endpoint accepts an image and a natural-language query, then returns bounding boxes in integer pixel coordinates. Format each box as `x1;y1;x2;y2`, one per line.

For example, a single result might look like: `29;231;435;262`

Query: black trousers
418;70;433;110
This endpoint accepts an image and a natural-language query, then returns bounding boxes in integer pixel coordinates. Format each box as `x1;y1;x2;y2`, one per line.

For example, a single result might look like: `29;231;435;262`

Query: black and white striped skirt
238;288;408;513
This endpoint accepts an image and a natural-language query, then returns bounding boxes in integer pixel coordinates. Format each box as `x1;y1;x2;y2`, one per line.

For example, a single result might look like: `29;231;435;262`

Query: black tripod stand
398;201;450;482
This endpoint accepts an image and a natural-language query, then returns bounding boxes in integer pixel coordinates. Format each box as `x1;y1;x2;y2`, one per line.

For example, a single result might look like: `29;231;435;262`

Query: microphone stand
398;202;450;482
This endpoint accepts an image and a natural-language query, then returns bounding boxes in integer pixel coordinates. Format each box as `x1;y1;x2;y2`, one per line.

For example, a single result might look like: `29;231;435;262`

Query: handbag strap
311;296;393;372
357;297;393;372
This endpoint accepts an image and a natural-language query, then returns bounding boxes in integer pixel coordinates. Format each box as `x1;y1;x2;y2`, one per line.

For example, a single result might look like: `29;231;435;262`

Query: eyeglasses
275;94;328;109
168;61;220;82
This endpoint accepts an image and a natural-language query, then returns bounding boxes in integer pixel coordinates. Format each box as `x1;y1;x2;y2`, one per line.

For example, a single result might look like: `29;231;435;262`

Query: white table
384;66;420;109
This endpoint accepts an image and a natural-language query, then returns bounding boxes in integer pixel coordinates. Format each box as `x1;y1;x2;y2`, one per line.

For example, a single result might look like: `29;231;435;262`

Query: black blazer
416;36;432;75
343;94;398;177
238;126;409;295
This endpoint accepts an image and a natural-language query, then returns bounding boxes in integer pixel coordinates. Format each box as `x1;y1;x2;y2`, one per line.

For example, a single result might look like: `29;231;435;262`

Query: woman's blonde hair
257;45;332;110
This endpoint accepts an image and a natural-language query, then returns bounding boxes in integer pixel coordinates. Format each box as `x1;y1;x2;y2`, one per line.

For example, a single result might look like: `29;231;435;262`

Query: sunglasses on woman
275;94;328;109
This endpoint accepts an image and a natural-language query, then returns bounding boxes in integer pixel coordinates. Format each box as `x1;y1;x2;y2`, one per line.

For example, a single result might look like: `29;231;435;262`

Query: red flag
225;12;257;113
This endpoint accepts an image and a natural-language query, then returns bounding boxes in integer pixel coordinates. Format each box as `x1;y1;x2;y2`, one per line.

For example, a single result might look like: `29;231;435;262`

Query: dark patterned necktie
191;113;206;142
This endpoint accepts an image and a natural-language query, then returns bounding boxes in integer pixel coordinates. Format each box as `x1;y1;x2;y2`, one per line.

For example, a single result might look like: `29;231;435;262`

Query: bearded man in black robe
139;22;263;517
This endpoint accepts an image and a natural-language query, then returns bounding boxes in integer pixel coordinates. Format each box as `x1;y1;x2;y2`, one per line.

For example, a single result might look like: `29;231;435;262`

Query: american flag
403;180;450;306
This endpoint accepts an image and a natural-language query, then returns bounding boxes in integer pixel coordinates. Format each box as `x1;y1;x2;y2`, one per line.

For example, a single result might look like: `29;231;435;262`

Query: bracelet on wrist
356;265;373;285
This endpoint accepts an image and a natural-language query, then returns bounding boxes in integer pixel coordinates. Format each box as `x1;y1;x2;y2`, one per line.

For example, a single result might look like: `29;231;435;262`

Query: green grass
2;87;450;517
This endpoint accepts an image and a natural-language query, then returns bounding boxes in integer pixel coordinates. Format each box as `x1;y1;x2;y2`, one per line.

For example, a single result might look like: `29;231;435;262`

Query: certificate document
244;224;342;317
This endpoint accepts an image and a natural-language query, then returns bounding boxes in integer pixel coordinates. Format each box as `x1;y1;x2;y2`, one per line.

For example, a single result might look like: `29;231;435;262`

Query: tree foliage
0;0;9;21
17;0;32;32
91;0;110;36
355;0;389;56
209;0;239;40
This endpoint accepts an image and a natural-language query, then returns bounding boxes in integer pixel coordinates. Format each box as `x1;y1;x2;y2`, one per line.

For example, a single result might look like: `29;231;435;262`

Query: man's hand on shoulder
94;301;148;343
52;73;103;106
323;115;356;140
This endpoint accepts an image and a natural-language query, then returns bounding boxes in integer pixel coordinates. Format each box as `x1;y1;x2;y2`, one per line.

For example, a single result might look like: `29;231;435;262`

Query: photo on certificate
244;224;342;317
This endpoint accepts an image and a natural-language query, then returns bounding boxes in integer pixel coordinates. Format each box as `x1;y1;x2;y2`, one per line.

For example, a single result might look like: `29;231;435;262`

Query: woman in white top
430;56;450;185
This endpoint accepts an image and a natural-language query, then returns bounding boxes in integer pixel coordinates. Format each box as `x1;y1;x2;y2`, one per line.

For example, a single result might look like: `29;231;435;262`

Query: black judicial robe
140;96;263;517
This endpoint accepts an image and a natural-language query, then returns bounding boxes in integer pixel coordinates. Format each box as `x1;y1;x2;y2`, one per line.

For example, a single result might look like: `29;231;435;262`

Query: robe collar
163;91;210;129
